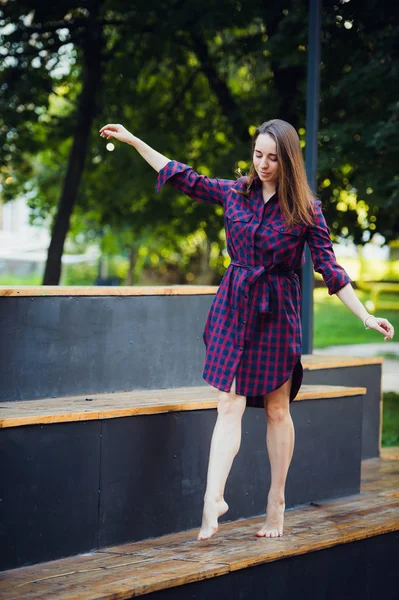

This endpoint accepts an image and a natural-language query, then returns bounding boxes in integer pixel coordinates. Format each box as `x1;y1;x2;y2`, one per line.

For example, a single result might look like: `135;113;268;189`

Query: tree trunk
126;246;138;285
264;6;306;130
42;3;103;285
196;237;213;285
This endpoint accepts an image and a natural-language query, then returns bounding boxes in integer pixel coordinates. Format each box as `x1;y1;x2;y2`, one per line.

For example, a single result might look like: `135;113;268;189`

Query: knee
217;390;246;418
266;401;289;423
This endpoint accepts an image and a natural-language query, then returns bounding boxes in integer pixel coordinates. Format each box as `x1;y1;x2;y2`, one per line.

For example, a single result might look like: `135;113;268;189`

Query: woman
99;119;394;542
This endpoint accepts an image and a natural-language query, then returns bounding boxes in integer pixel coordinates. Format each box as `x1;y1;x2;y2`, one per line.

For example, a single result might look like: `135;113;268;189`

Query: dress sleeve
306;200;352;295
155;159;234;207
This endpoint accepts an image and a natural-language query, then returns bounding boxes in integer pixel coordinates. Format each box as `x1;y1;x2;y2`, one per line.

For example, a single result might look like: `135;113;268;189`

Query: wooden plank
0;384;367;428
302;354;383;368
361;454;399;495
0;453;397;599
381;446;399;461
0;553;141;590
0;557;229;599
0;285;217;297
97;493;399;559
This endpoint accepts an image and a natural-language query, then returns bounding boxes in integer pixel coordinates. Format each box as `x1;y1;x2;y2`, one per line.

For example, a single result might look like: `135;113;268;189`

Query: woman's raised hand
99;124;136;146
99;124;170;172
364;315;395;341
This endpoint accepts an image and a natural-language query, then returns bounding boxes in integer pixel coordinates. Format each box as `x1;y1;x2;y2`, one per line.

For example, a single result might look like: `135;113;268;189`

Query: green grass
313;288;399;348
0;273;42;286
382;392;399;448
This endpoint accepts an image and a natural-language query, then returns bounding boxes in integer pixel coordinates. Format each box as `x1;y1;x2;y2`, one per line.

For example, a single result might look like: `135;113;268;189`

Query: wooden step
0;383;366;571
0;288;382;464
0;451;397;599
302;354;383;369
0;384;366;428
0;285;218;296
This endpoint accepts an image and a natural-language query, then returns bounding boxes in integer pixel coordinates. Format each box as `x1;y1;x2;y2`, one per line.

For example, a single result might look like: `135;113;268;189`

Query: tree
1;0;397;287
1;0;104;283
317;0;399;244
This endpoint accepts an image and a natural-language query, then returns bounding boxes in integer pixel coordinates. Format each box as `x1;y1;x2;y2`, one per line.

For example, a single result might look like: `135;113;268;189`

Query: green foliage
317;0;399;244
0;0;398;284
382;392;399;448
61;261;98;286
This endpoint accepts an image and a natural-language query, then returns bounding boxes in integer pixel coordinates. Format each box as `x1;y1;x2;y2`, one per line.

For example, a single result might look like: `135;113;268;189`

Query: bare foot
256;498;285;538
197;497;229;541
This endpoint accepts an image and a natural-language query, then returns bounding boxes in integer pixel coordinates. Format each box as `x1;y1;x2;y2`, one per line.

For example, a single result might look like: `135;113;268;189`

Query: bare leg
197;376;246;541
256;376;295;538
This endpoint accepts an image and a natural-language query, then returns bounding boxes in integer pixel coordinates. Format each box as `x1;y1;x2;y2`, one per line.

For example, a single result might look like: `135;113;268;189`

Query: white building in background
0;196;99;280
0;196;50;278
333;233;389;261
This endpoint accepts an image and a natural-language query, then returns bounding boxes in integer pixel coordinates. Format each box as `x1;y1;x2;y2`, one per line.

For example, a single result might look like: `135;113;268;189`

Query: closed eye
255;151;277;160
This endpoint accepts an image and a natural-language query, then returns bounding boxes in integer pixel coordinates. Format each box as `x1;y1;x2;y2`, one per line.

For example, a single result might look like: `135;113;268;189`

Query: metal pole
301;0;321;354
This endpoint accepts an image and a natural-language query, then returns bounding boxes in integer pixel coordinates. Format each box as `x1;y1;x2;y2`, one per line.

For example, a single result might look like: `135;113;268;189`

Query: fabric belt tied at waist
230;260;294;347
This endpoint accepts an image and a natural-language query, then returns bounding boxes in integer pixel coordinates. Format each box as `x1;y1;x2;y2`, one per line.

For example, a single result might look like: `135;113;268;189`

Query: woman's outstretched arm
336;283;394;341
99;123;170;172
99;123;234;207
306;200;394;341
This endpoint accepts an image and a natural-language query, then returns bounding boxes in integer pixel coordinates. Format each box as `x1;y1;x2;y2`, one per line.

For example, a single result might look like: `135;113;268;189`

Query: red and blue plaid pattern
156;160;352;407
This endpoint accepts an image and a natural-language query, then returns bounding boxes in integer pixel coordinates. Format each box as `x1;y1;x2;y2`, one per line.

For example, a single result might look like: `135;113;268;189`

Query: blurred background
0;0;398;442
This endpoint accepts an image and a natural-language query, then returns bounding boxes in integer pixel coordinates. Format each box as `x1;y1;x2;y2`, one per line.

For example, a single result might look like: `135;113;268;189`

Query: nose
260;157;269;170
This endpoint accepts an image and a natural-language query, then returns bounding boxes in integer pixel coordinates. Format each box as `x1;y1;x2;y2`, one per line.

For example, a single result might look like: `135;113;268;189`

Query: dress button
239;346;244;351
280;227;285;232
243;320;246;324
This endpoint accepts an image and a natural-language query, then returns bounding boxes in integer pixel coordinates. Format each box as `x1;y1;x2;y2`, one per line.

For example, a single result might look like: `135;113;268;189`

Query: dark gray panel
98;410;216;546
0;295;212;401
303;365;381;459
0;421;101;570
99;409;271;546
288;395;362;503
145;532;399;600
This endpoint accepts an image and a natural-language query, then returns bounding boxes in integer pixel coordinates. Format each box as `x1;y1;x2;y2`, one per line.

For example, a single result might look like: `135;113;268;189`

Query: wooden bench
356;280;399;312
0;449;397;599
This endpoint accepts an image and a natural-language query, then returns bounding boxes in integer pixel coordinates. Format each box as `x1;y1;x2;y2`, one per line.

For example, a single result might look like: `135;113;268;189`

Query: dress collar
253;177;278;205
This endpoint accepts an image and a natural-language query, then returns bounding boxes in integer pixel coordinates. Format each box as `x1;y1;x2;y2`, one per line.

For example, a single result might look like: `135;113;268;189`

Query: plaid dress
156;161;351;407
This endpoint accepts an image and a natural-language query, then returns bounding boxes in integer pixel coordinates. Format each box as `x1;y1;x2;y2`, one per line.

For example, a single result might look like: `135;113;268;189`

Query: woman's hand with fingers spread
364;315;395;341
99;124;136;146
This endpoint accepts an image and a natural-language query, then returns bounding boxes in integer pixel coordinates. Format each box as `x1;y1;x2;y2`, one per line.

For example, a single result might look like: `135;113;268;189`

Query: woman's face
253;133;279;185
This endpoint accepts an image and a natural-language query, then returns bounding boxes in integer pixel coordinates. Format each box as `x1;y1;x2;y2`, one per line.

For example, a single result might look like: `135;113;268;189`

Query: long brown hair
238;119;316;227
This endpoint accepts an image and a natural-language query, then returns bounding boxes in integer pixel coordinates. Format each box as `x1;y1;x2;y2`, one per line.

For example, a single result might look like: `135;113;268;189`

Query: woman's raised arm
99;124;170;172
100;123;234;207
